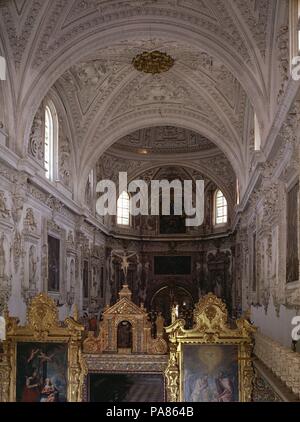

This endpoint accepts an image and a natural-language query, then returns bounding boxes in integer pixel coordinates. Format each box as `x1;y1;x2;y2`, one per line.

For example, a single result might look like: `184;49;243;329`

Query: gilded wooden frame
0;293;87;402
165;293;256;402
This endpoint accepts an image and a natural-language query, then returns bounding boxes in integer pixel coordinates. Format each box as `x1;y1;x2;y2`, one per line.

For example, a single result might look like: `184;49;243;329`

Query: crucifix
111;249;137;284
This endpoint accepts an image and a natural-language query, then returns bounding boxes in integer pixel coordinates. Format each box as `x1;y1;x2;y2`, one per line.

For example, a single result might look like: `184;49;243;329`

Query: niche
117;321;133;353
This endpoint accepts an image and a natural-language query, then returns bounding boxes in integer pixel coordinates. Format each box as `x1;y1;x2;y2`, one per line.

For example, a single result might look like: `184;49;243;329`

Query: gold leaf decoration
132;50;175;74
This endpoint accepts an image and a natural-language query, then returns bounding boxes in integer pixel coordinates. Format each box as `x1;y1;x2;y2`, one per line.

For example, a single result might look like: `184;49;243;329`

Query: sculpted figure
0;234;6;278
0;192;9;219
111;249;136;281
29;246;37;289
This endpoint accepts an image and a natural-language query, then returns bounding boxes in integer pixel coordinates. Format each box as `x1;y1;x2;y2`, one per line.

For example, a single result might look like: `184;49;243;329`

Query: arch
127;162;236;210
76;68;246;183
79;64;245;159
79;107;244;177
151;285;195;326
78;114;244;203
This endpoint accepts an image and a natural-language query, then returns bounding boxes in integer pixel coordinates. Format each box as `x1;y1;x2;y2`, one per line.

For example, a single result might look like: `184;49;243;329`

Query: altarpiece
0;293;86;402
165;293;256;402
82;284;168;402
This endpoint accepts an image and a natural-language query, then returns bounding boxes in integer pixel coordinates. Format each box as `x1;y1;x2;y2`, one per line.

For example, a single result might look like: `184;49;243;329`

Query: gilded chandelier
132;50;175;74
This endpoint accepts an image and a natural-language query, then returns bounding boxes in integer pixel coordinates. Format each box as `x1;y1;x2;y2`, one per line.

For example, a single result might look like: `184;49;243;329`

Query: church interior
0;0;300;404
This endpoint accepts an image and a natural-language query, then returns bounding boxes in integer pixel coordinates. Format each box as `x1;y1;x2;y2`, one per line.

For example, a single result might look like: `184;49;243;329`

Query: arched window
236;178;240;205
44;102;58;180
290;0;300;58
44;105;54;179
117;191;130;226
254;113;261;151
214;189;228;225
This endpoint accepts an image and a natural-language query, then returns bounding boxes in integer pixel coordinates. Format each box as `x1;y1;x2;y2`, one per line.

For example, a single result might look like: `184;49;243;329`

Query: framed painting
16;342;68;402
0;293;86;402
165;293;256;402
89;373;165;402
154;256;191;275
182;344;239;402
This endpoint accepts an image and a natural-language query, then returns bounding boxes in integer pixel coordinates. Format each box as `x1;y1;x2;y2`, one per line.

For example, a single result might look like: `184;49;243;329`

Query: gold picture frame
165;293;256;402
0;293;87;402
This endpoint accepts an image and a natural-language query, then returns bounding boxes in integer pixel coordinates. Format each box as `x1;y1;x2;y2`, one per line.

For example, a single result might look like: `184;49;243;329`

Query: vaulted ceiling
98;126;237;207
0;0;294;202
112;127;216;155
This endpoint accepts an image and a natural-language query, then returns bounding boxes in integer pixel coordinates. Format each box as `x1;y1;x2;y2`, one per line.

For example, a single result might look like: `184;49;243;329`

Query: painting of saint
16;342;67;402
40;378;59;402
159;193;186;234
48;235;60;292
83;260;89;299
21;368;40;402
183;345;238;402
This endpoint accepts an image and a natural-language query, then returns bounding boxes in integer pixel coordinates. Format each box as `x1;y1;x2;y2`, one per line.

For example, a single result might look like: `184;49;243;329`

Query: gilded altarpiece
165;294;256;402
0;294;86;402
83;285;168;402
83;284;168;355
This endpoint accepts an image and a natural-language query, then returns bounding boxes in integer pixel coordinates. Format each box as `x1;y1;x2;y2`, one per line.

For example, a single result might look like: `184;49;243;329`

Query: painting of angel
16;342;67;402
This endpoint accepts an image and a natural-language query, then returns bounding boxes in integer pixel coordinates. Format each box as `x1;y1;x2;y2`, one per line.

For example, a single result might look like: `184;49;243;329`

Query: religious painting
16;342;68;402
1;294;85;402
160;214;186;234
252;232;257;291
83;260;89;298
286;182;299;283
89;373;165;402
159;191;186;235
100;266;104;298
154;256;191;275
182;344;239;402
48;235;60;292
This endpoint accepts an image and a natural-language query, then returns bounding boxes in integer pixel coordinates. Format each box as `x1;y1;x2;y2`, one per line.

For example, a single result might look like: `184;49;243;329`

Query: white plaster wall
251;298;299;348
8;295;27;325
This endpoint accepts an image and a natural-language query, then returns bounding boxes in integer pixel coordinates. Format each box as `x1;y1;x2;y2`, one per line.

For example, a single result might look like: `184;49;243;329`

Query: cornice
106;228;234;244
108;146;222;161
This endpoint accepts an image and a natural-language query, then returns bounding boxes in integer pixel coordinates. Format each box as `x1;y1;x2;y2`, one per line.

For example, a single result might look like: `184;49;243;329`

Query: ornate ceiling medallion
132;50;175;74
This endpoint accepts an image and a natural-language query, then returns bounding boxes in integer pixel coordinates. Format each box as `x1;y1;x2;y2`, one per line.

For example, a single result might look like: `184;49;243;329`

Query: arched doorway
151;286;194;327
